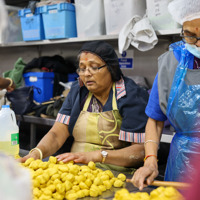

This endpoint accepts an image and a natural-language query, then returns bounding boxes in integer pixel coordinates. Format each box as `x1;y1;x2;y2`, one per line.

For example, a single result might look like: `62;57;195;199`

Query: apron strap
83;92;93;111
112;83;118;110
83;83;118;111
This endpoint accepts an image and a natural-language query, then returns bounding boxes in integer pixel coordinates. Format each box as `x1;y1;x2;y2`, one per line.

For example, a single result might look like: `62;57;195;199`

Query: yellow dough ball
49;156;57;164
38;162;48;170
48;168;57;177
103;180;112;189
80;165;91;173
104;170;114;178
56;183;65;194
72;185;80;192
93;177;103;186
76;190;85;198
33;188;42;198
21;156;127;200
79;181;89;190
98;185;107;192
67;192;78;200
51;173;60;181
58;165;69;172
29;160;39;170
82;189;90;197
85;178;92;188
88;161;96;170
117;173;126;181
100;174;110;181
24;157;35;166
65;180;73;191
33;179;40;188
113;179;124;188
52;192;64;200
47;184;56;193
69;165;79;175
65;173;75;182
43;188;52;196
90;188;99;197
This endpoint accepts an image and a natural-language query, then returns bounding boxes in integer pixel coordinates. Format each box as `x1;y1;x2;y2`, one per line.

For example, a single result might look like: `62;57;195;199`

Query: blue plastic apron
165;42;200;181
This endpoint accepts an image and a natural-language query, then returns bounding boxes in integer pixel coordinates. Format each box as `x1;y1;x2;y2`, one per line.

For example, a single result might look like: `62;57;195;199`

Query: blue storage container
18;7;45;41
41;3;77;39
23;72;54;103
67;73;79;82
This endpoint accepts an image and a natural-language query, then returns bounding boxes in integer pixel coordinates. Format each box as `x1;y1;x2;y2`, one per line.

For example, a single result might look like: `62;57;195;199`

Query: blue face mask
185;43;200;59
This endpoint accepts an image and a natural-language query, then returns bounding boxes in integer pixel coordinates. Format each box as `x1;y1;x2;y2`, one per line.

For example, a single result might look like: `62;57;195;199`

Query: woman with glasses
19;41;149;172
132;0;200;190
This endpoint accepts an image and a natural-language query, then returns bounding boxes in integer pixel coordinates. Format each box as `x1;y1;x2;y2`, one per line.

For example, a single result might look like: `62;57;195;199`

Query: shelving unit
155;28;181;36
0;28;181;47
1;28;181;147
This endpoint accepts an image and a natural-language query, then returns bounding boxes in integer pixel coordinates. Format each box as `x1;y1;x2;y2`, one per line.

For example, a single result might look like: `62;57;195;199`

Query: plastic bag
75;0;106;37
146;0;181;30
6;86;36;115
0;152;32;200
0;0;8;43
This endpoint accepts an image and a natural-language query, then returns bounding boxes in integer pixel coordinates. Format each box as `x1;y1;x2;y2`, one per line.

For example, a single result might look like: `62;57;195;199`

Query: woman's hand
17;150;41;163
6;82;16;92
131;157;159;190
56;151;101;164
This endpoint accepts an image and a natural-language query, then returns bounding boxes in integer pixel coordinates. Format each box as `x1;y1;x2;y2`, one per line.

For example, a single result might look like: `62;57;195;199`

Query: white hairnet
168;0;200;25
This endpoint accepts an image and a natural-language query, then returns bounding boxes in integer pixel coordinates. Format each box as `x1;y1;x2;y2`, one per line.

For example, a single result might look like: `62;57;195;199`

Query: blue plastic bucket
23;72;54;103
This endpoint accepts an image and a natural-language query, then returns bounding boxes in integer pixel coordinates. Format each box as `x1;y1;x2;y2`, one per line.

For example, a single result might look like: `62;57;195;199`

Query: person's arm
131;117;164;190
0;77;15;91
0;77;16;92
19;122;70;162
56;142;144;167
98;142;145;167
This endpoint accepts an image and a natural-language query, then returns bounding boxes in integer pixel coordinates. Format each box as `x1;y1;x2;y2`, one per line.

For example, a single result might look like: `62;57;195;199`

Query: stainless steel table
17;115;175;151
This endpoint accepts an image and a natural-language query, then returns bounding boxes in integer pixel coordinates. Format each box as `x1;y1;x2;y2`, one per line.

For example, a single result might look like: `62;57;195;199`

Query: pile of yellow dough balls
113;186;185;200
20;156;126;200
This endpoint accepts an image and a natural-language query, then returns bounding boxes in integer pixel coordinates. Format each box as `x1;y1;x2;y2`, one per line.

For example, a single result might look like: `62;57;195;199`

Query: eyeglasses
77;64;107;75
180;28;200;44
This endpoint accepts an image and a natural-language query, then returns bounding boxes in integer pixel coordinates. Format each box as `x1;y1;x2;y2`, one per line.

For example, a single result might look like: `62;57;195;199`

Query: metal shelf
0;29;181;47
0;34;118;47
156;28;181;35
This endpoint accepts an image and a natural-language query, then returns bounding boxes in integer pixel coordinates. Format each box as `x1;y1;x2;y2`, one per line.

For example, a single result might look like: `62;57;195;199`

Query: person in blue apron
132;0;200;190
21;41;149;172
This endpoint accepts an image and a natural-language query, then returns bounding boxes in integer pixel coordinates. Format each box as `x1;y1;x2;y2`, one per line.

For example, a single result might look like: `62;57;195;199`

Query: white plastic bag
75;0;106;37
0;0;22;43
0;152;32;200
0;0;9;43
104;0;146;35
146;0;181;30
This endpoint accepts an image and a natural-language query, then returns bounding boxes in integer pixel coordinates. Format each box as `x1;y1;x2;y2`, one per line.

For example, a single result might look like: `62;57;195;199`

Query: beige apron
71;84;136;173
